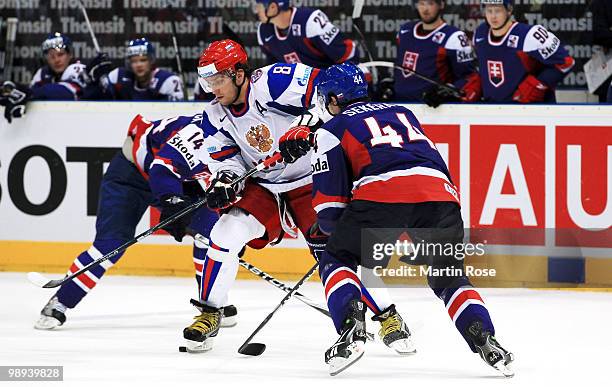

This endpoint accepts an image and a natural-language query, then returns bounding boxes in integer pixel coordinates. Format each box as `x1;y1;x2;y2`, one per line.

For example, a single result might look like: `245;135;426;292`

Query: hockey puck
179;346;187;352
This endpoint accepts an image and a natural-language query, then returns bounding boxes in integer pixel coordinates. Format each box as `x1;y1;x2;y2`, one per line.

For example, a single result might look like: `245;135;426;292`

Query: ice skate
372;304;416;355
220;304;238;328
325;299;367;376
34;296;67;330
183;299;221;353
466;320;515;377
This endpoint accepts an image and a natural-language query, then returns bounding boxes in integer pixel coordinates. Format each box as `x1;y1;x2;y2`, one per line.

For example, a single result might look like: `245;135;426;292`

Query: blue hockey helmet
481;0;513;8
126;38;155;60
42;32;72;55
255;0;290;11
316;63;369;109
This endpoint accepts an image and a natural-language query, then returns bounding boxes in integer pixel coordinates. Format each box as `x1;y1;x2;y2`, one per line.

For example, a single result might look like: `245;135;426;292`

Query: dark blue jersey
473;21;575;102
257;7;357;68
104;67;184;101
395;21;476;100
30;62;89;100
311;102;459;233
128;114;209;199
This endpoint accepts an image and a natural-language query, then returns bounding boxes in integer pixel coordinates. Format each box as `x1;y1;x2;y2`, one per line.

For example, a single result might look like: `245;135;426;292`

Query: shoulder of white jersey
314;127;341;155
253;63;314;102
199;104;226;136
108;68;120;83
30;68;43;86
304;8;339;43
158;73;183;99
522;24;561;57
443;29;469;50
61;63;87;82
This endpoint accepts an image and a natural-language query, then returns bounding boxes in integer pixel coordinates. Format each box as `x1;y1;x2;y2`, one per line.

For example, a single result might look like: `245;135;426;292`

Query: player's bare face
417;0;442;25
46;49;71;74
485;5;511;31
205;73;236;105
129;56;152;79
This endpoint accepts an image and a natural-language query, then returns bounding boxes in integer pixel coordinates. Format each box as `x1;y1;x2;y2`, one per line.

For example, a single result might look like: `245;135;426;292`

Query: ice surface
0;272;610;386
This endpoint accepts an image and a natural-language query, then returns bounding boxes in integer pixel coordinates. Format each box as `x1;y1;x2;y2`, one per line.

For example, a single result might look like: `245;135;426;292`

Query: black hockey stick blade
238;342;266;356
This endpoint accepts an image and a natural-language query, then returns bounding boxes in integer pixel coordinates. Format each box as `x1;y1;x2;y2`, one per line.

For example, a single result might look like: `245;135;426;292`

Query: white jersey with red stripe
201;62;321;194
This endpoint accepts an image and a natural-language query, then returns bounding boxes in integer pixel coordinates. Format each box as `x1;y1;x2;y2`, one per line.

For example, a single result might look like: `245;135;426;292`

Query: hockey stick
27;153;283;289
167;6;189;100
360;60;463;98
238;261;319;356
3;18;18;81
190;231;330;317
351;0;379;92
77;1;100;53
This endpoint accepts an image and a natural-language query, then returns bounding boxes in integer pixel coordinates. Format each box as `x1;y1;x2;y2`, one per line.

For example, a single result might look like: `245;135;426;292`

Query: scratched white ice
0;272;609;386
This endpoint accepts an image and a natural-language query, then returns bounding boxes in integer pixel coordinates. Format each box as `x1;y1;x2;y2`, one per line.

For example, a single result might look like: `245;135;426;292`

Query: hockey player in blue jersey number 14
279;63;514;376
473;0;574;102
393;0;481;106
92;38;185;101
34;114;237;330
254;0;357;68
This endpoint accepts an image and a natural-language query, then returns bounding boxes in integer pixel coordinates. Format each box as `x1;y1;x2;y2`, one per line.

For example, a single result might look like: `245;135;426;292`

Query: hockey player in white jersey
181;39;415;354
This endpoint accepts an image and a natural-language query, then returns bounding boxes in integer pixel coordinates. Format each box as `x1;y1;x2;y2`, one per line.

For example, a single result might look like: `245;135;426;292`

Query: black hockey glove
87;53;113;84
0;81;31;124
278;126;315;164
159;194;192;242
206;171;243;210
377;77;395;101
305;222;329;261
421;85;460;108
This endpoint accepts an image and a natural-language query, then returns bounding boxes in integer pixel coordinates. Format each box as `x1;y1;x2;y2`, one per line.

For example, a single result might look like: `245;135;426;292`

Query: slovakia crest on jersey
487;60;505;87
246;123;274;153
402;51;419;77
284;52;301;64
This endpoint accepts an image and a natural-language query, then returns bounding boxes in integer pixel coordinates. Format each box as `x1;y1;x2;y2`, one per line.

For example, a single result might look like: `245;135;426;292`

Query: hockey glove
206;171;243;210
159;194;192;242
512;75;548;103
377;77;395;101
279;126;315;164
0;81;30;124
460;73;482;103
422;85;460;108
305;222;329;261
87;53;113;84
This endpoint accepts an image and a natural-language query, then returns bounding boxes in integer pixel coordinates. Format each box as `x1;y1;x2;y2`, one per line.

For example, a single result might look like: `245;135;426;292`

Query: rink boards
0;102;610;288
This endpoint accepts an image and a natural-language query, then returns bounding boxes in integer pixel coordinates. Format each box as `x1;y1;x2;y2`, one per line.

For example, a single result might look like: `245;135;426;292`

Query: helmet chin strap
264;5;280;24
229;73;247;106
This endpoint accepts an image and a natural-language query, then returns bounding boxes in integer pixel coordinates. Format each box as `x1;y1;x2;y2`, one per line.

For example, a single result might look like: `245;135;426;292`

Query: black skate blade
238;343;266;356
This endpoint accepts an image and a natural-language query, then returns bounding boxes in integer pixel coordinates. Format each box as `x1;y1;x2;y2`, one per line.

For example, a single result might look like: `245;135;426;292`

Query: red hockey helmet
197;40;248;92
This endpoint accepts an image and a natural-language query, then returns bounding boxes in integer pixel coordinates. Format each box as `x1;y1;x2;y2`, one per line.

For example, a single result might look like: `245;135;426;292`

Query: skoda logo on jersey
311;154;330;175
487;60;505;88
168;135;197;168
246;123;274;153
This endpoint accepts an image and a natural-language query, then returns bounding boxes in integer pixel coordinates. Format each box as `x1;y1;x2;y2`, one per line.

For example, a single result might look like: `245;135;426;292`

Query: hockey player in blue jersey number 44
279;63;514;376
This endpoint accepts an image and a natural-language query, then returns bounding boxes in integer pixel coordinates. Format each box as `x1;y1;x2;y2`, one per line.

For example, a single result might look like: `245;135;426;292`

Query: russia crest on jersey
487;60;505;87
